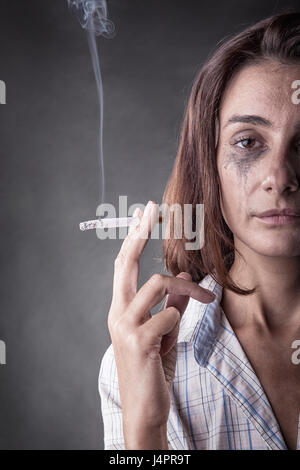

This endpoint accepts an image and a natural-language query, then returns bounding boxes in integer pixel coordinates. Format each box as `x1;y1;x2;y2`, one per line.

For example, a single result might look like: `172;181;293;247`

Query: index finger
127;274;216;325
112;201;159;305
164;272;193;317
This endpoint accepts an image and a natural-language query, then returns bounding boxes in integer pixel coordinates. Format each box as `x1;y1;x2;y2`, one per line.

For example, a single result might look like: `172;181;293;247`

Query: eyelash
233;135;262;151
232;135;300;153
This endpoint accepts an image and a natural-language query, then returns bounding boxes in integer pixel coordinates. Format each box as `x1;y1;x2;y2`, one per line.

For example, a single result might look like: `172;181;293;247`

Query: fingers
160;272;192;357
160;272;200;357
112;201;159;307
128;207;142;236
127;273;216;325
164;272;192;317
140;306;181;345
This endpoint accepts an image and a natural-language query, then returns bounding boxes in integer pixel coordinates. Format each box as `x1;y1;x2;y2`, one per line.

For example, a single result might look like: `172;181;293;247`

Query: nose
261;152;299;195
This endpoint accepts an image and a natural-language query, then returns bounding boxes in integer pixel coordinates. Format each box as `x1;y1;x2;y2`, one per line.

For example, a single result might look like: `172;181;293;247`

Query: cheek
218;154;254;228
222;149;263;181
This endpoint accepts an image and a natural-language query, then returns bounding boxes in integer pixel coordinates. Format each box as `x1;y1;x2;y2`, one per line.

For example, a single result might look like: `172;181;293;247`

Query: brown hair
162;10;300;295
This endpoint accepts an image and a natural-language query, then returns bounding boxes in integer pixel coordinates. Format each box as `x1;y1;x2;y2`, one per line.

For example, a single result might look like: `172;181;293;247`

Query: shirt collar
183;273;290;449
177;272;223;357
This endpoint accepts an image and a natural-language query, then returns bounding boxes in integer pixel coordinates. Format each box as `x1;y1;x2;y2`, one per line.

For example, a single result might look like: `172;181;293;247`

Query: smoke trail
67;0;115;205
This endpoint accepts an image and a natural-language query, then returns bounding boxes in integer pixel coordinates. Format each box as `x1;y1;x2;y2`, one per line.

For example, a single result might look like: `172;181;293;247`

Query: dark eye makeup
231;134;300;155
231;135;264;152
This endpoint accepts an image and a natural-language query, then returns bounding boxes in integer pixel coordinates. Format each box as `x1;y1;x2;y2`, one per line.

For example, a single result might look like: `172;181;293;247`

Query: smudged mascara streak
220;134;267;181
223;148;266;181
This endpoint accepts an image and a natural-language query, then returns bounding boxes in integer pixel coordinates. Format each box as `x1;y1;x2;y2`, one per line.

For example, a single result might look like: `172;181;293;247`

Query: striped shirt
98;273;300;450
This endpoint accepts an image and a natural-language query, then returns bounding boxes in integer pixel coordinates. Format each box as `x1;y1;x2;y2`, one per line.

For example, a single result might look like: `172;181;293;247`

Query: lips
255;209;300;218
254;208;300;226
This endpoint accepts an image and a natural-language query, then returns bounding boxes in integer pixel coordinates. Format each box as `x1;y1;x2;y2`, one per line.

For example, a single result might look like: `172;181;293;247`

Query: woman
99;11;300;450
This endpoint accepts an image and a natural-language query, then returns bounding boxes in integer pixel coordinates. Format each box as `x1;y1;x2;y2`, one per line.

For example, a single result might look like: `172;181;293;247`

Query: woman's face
217;61;300;258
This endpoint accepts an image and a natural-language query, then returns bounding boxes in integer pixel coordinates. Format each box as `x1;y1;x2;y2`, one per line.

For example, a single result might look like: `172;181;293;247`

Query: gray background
0;0;298;450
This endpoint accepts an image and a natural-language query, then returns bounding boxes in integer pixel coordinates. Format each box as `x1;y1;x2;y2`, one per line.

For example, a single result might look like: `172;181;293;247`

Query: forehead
219;61;300;127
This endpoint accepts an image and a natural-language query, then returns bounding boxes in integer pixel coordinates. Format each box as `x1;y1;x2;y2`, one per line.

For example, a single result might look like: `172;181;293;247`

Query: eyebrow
223;114;273;129
222;114;300;136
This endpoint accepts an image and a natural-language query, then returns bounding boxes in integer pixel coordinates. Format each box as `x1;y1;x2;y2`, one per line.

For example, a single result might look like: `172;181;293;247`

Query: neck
222;245;300;332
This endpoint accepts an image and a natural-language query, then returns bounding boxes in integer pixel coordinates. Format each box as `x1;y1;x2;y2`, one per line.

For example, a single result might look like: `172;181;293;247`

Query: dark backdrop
0;0;298;450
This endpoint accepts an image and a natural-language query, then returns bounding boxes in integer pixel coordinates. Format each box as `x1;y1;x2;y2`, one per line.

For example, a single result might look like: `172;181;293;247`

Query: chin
248;237;300;258
234;230;300;258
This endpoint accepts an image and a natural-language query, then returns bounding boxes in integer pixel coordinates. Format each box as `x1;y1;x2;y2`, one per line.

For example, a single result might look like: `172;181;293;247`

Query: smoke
67;0;115;37
67;0;115;205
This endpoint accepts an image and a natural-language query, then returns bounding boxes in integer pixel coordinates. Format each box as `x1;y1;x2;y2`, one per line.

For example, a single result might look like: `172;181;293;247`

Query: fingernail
177;272;192;281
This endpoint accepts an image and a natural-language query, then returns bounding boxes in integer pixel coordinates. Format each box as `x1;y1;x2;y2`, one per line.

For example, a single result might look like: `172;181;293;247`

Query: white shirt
98;273;300;450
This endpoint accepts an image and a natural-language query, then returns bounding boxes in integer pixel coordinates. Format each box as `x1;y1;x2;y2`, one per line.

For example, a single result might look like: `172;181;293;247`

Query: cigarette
79;214;164;231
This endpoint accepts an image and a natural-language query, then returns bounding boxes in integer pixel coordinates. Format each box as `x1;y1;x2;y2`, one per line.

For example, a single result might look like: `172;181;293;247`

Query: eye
234;136;261;150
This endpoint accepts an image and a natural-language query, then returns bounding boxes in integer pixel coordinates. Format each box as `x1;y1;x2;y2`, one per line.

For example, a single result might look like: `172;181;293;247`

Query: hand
107;201;215;443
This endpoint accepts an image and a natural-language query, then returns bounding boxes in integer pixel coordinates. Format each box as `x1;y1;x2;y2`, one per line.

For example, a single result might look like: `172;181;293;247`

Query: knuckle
134;221;148;237
114;250;136;269
108;315;126;337
148;273;164;287
127;227;140;239
114;252;127;267
126;330;145;352
114;317;128;337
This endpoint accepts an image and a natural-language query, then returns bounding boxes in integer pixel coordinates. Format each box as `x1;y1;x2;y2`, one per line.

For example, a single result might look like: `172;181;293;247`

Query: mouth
253;208;300;225
255;214;300;226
